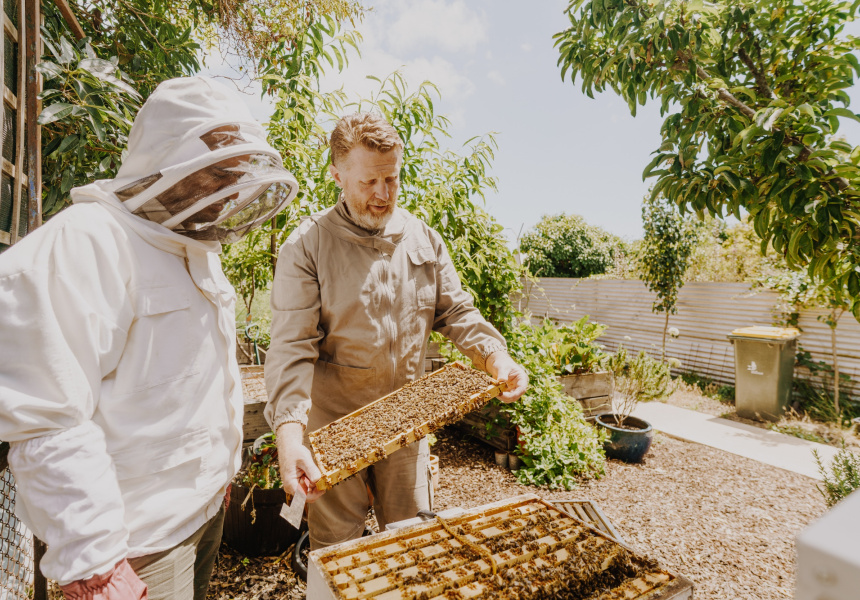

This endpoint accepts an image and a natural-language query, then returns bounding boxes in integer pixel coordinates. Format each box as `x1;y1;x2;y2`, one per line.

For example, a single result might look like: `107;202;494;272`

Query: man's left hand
486;351;528;403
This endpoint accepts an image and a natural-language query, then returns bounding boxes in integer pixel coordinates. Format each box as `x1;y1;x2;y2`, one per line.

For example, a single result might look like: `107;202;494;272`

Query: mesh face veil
114;126;298;243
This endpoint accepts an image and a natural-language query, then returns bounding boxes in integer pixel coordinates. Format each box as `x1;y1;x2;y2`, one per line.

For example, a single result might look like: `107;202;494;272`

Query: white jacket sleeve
0;216;133;584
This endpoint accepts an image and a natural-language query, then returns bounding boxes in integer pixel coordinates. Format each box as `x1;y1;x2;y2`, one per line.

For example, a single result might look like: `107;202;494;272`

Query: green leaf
823;107;860;123
38;103;74;125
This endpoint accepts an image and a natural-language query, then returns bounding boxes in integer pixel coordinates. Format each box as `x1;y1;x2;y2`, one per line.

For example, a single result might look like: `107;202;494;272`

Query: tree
555;0;860;320
519;213;625;278
36;0;361;218
638;195;697;360
761;263;851;416
684;216;767;283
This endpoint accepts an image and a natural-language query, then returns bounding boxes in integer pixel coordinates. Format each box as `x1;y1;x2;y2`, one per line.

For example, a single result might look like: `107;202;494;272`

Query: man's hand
486;351;528;403
276;422;325;502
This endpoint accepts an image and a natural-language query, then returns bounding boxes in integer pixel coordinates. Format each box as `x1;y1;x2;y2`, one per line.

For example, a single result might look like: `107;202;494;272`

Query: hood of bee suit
70;76;298;245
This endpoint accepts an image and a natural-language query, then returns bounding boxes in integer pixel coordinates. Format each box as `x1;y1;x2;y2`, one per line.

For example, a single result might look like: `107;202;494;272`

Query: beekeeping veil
83;77;298;243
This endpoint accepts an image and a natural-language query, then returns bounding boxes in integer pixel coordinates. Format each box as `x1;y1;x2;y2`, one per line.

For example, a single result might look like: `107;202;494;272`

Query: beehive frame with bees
309;362;507;491
307;494;693;600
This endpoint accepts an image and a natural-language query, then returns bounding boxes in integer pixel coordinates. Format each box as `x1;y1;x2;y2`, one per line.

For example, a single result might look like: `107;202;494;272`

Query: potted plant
546;316;614;418
595;346;673;462
223;433;303;556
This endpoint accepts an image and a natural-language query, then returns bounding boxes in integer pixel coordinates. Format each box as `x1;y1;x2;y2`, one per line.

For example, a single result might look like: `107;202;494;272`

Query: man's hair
330;112;404;167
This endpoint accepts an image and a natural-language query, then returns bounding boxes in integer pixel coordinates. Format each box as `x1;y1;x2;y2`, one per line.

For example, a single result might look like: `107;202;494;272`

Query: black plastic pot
223;484;301;557
595;414;654;463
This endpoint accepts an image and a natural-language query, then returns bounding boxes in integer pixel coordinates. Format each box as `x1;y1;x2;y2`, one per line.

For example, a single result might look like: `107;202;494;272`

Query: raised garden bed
241;365;270;445
558;370;613;418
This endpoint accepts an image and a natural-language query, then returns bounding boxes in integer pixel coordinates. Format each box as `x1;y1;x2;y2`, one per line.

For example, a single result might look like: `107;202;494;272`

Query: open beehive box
309;362;506;490
307;494;693;600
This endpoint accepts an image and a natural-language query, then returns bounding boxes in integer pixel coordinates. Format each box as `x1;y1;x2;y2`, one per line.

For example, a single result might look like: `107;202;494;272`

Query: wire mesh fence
0;467;35;600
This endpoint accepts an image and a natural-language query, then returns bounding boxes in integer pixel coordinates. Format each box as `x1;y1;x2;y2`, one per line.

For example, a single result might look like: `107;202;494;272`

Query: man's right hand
275;422;325;502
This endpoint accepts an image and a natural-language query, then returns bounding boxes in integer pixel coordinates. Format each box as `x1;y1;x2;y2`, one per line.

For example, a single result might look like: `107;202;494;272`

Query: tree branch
695;65;756;118
738;47;774;99
693;65;849;191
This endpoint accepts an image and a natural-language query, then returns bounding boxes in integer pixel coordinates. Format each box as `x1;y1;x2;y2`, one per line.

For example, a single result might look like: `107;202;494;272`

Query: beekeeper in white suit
0;76;298;599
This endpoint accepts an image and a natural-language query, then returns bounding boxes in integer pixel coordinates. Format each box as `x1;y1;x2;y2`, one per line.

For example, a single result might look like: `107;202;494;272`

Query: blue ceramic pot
595;414;654;463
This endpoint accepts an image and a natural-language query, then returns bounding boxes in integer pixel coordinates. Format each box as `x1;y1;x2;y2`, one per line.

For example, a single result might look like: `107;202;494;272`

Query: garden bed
207;424;825;600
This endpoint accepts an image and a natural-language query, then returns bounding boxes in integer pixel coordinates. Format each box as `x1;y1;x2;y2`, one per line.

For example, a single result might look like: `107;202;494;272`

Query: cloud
487;70;505;85
383;0;488;54
520;43;533;52
320;32;475;104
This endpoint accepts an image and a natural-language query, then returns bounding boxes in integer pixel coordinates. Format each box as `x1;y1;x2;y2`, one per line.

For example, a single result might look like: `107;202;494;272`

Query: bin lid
728;326;800;340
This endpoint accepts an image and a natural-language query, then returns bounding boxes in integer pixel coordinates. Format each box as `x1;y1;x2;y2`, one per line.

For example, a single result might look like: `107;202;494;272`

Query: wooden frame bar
52;0;84;40
3;13;16;42
309;362;506;490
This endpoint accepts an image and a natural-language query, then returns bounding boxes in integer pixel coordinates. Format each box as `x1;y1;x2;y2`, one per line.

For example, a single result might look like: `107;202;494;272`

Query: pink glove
60;559;147;600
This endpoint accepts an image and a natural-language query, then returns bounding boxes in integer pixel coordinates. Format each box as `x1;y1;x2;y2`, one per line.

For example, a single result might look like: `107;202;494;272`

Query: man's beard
344;195;395;231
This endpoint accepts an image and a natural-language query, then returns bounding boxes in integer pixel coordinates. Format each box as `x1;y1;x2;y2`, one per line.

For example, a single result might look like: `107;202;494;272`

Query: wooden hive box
309;362;506;491
306;493;693;600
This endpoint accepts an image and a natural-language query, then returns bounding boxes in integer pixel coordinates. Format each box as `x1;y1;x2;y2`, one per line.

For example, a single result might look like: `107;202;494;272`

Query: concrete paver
631;402;842;480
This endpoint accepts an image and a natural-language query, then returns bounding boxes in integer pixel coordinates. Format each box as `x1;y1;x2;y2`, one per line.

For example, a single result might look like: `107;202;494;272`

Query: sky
205;0;860;245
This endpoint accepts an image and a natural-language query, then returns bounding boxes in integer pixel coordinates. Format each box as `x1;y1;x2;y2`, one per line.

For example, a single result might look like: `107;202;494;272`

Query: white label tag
280;488;306;528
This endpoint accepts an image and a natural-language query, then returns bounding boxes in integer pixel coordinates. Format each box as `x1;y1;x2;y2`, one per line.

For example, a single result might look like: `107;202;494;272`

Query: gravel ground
208;421;826;600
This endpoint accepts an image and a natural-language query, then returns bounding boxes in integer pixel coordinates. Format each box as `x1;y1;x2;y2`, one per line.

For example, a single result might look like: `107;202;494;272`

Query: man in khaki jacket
265;112;527;549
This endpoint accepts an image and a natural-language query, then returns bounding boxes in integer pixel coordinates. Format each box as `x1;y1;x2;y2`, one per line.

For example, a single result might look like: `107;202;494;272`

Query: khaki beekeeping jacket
265;200;507;434
0;77;292;585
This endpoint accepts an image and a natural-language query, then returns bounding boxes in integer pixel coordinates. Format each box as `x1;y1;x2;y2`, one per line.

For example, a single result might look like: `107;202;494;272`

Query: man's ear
329;164;342;187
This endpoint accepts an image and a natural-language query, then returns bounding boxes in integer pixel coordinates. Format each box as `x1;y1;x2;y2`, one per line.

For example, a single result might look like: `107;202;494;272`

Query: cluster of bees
318;500;669;600
312;364;501;476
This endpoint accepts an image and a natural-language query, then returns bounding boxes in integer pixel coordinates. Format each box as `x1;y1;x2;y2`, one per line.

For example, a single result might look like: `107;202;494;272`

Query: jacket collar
314;198;408;254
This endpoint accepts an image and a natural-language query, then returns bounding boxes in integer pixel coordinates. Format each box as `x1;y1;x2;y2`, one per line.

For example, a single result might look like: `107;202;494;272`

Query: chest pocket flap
134;287;192;316
407;246;437;267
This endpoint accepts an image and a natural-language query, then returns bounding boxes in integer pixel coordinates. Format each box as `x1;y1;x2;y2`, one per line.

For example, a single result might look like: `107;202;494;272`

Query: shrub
502;319;607;489
519;213;625;279
604;345;674;421
815;445;860;508
542;316;608;376
241;433;282;490
442;317;608;490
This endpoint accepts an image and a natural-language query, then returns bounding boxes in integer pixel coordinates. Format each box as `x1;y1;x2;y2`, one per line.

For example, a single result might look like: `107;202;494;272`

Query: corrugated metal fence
518;278;860;401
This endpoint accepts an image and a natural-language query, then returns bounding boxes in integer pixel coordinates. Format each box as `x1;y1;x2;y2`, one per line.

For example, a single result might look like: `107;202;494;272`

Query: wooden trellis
0;2;82;597
0;0;34;249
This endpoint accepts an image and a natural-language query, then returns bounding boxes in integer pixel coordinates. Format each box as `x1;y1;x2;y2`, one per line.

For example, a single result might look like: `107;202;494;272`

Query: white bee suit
0;77;297;585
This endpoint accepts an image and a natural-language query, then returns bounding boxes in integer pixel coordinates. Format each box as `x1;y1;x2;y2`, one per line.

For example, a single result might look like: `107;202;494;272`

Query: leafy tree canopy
684;216;767;282
519;213;625;278
555;0;860;319
37;0;361;216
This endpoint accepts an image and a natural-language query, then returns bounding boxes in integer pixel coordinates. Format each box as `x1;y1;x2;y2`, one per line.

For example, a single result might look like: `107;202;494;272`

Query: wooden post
0;441;8;473
34;537;47;600
26;0;41;231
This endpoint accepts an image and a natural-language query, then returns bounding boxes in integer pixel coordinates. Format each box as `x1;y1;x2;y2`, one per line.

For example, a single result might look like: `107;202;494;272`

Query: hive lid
729;326;800;340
